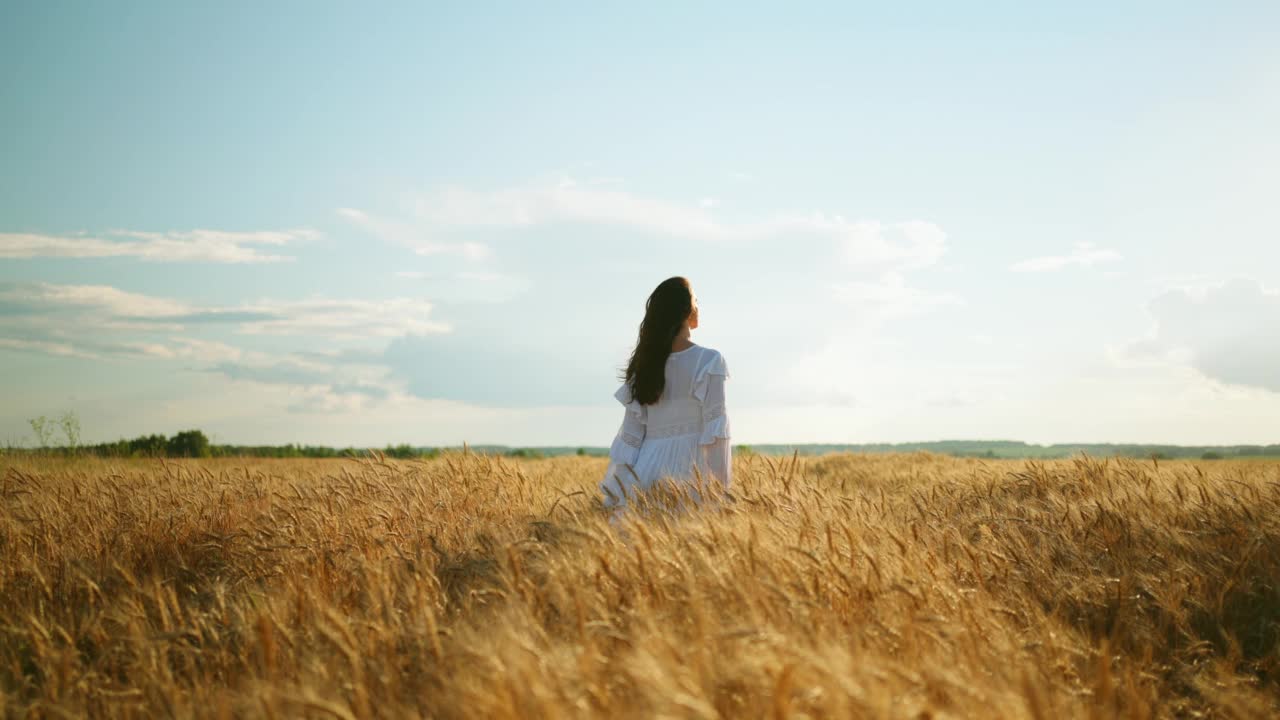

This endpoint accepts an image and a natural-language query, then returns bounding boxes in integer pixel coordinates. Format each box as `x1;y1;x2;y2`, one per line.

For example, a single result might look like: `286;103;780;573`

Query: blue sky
2;2;1278;447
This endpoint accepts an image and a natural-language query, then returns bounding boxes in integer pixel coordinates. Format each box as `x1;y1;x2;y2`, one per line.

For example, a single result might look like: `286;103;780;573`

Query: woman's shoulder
692;345;728;379
690;345;728;400
695;344;726;366
677;343;721;360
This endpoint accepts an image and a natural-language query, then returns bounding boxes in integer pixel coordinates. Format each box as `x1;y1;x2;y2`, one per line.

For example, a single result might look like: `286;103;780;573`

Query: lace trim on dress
647;420;703;439
704;400;725;421
609;431;641;465
699;413;730;445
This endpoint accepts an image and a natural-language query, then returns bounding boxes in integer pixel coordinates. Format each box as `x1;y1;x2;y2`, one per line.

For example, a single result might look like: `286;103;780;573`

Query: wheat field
1;451;1278;718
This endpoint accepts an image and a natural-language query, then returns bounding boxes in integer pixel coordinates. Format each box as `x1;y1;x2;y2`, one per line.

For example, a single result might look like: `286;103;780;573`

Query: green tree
58;410;81;453
167;430;211;458
385;443;416;459
129;434;168;457
28;416;53;449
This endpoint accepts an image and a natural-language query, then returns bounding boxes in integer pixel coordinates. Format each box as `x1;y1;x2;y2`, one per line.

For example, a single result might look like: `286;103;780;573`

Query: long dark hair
621;276;694;405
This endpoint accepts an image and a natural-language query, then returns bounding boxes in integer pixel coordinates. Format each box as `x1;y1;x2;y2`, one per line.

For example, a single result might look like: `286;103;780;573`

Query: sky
2;2;1278;448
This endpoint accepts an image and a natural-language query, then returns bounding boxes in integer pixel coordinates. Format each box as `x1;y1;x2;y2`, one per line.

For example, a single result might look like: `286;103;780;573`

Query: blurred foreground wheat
2;451;1278;718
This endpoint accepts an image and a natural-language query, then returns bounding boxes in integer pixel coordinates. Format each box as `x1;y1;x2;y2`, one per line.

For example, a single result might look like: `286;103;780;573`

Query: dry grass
2;451;1278;718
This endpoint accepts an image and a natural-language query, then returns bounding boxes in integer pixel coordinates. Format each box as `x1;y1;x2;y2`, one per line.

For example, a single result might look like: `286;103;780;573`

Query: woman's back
641;345;711;431
601;343;731;510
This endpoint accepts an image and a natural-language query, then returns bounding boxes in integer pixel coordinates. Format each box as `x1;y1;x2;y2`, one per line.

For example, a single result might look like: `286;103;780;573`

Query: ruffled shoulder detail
692;348;730;402
614;382;645;420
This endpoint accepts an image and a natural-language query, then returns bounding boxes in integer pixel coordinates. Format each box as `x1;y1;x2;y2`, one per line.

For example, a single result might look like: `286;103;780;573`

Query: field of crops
2;451;1278;718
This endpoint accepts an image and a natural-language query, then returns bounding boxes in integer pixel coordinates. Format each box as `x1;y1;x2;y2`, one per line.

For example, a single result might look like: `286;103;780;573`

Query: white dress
599;344;731;509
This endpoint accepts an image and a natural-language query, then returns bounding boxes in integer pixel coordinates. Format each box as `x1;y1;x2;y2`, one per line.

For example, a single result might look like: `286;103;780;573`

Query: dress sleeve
697;353;732;489
692;349;730;403
608;382;646;466
695;351;730;444
703;433;732;491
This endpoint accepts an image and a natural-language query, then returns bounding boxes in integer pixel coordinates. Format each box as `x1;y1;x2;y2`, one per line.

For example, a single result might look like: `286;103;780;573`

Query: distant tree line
9;426;450;459
96;433;447;459
84;430;212;457
10;420;1279;461
743;441;1280;460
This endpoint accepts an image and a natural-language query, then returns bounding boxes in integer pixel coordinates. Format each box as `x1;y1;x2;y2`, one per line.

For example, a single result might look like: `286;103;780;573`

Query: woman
600;276;731;512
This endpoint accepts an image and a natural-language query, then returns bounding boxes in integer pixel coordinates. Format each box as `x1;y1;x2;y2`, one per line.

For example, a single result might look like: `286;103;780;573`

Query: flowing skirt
599;432;719;511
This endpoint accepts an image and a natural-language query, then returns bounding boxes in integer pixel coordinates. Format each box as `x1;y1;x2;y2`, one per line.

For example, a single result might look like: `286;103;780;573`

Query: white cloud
0;338;97;359
1116;277;1280;392
203;352;408;415
0;229;317;263
345;180;721;257
393;269;531;304
1010;242;1122;272
236;297;450;338
157;338;246;363
284;387;387;415
829;271;962;325
0;282;449;340
0;280;460;421
772;333;1017;418
826;219;947;269
0;281;451;391
0;334;232;361
337;207;490;260
343;177;948;271
0;282;191;321
0;282;430;414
